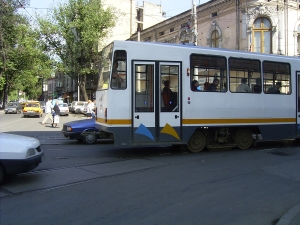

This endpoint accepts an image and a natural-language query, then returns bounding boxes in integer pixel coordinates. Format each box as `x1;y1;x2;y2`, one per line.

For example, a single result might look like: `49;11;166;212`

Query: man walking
42;98;53;125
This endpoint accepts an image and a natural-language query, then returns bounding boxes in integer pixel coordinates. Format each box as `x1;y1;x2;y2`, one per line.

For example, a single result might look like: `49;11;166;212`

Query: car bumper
23;112;41;116
5;109;17;113
1;152;44;175
61;131;82;140
60;111;69;115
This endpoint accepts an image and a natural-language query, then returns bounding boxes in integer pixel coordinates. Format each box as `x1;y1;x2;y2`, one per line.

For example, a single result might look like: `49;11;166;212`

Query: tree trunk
80;73;88;101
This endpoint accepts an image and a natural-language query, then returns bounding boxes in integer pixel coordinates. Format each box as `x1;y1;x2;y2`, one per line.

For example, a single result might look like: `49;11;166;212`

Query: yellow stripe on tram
96;118;131;125
182;118;296;125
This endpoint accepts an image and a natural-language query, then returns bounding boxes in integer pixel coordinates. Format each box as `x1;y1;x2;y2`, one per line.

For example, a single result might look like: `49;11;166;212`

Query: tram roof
113;40;299;60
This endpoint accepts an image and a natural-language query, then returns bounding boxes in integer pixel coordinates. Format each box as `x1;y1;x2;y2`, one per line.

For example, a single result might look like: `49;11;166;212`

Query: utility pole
191;0;198;46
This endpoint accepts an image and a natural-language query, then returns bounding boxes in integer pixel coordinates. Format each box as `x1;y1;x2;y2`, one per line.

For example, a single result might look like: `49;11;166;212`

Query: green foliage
0;0;54;101
37;0;118;100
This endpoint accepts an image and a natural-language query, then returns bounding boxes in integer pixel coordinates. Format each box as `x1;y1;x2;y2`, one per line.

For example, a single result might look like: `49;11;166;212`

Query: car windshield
7;103;17;107
27;104;38;107
59;103;68;107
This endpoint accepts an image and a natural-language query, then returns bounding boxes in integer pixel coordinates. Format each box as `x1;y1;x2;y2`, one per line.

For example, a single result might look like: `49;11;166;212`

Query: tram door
297;72;300;136
132;61;181;143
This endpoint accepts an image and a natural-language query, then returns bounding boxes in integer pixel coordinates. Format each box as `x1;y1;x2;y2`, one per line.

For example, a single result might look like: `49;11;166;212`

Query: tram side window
111;50;127;90
190;54;227;92
263;61;291;95
229;57;261;93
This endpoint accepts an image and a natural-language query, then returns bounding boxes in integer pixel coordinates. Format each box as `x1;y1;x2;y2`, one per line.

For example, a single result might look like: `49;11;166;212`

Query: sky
18;0;207;19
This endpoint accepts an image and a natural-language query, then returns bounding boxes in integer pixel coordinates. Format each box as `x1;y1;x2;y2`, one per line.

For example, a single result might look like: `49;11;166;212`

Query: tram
94;40;300;152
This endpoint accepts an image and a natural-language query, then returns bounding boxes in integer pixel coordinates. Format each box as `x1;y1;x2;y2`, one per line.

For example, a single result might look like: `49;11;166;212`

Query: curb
277;204;300;225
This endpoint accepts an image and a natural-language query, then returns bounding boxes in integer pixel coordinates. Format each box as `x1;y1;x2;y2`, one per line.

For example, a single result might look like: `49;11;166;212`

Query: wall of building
101;0;165;46
129;0;300;57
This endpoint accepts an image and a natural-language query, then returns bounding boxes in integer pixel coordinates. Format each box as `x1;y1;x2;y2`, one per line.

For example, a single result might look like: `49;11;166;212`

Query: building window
252;17;272;53
211;12;217;17
170;27;174;32
159;31;164;36
211;30;219;48
181;23;188;28
144;36;151;42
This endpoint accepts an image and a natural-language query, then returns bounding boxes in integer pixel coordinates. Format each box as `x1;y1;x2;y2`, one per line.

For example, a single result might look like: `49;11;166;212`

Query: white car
0;133;44;183
59;103;69;116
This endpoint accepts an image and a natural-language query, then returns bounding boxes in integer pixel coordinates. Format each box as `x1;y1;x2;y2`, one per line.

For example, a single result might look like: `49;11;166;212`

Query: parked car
4;102;22;114
69;101;87;114
0;133;44;183
62;119;101;144
59;103;69;116
68;103;72;111
22;101;43;118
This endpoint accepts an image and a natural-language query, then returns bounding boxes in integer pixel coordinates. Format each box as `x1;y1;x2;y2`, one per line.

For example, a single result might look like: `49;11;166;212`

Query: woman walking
52;102;60;128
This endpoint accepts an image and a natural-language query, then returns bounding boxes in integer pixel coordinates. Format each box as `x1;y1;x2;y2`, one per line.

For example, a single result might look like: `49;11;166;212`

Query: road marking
0;118;24;127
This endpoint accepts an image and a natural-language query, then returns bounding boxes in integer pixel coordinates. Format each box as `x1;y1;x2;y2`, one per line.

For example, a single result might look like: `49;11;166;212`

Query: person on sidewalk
42;99;53;125
52;102;60;128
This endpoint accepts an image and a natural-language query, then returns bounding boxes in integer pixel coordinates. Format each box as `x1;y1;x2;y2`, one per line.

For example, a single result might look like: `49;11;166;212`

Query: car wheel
82;133;97;145
66;114;69;116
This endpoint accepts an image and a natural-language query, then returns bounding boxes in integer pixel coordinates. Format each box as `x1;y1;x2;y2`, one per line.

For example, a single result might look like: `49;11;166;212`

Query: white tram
95;40;300;152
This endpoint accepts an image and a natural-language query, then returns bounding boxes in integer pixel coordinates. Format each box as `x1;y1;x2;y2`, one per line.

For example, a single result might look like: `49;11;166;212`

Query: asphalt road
1;111;300;225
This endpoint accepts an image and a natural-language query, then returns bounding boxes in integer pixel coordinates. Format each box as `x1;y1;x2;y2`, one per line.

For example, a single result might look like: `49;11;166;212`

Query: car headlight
67;126;72;131
26;148;36;157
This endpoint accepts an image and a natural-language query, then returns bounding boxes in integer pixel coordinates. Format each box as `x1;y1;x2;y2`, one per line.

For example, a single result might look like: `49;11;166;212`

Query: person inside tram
191;80;200;91
207;78;219;91
267;82;282;94
112;61;123;88
253;78;261;93
236;78;251;92
162;80;172;104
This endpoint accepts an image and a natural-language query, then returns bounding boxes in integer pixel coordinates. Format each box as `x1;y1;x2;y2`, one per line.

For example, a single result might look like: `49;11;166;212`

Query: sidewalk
277;204;300;225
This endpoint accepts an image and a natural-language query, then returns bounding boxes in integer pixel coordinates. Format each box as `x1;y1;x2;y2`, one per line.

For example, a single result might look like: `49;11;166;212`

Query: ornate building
129;0;300;57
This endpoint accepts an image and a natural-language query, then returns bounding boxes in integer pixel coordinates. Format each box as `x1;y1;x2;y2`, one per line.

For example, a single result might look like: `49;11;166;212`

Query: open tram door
297;72;300;136
132;61;181;144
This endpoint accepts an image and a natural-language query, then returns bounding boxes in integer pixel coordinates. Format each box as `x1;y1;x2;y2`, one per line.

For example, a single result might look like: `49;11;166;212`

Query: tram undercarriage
187;127;259;153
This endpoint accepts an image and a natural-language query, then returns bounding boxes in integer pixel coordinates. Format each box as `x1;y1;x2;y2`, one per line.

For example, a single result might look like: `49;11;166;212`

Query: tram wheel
235;128;253;150
187;130;206;153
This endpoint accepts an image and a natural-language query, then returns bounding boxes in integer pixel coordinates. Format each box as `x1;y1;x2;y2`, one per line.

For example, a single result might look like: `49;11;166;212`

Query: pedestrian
52;101;60;127
42;98;53;125
86;100;93;119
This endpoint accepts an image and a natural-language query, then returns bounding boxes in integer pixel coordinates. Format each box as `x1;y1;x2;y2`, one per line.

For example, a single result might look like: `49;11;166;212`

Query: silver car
59;103;69;116
4;102;22;114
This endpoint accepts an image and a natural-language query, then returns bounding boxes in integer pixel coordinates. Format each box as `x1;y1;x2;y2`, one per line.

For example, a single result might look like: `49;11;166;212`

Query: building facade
130;0;300;57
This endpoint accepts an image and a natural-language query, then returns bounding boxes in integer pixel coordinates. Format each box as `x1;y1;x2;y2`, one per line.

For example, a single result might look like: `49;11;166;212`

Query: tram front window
111;50;127;90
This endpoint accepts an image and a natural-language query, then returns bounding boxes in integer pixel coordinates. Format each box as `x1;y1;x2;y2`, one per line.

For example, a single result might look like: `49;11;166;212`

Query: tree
0;0;53;107
37;0;118;101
